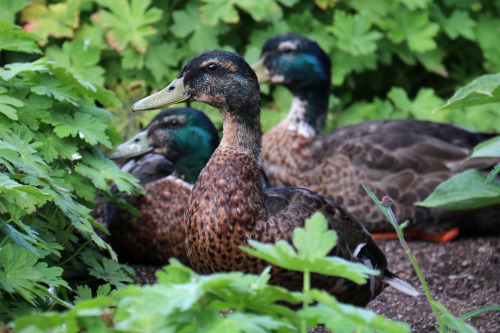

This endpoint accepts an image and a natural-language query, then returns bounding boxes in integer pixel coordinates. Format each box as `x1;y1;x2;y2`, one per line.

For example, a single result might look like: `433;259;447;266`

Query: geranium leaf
93;0;162;53
386;7;439;53
329;10;383;56
46;38;105;85
417;169;500;210
21;0;79;41
0;21;41;54
437;73;500;111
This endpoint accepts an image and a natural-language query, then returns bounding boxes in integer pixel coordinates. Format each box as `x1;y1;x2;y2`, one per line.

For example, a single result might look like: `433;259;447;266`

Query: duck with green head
253;32;500;241
132;50;417;306
106;107;219;265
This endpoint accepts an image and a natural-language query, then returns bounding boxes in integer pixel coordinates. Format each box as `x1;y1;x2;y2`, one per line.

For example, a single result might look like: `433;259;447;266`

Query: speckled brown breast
185;145;388;306
107;175;190;265
262;120;500;235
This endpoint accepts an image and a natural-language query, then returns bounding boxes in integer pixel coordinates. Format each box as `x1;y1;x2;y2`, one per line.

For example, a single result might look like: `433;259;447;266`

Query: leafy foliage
10;215;409;333
2;0;500;329
0;20;140;321
419;73;500;210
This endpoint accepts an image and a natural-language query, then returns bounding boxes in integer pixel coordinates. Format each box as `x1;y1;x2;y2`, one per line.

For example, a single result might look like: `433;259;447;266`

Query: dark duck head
253;32;331;133
132;50;417;306
106;107;219;265
109;107;219;184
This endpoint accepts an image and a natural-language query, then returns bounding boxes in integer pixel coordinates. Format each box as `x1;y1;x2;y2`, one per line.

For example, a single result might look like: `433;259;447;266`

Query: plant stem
59;240;89;266
386;203;447;332
301;270;311;333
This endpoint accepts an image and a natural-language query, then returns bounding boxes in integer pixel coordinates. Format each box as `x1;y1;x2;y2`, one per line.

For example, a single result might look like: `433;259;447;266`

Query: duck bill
107;130;153;159
132;77;191;112
251;57;270;84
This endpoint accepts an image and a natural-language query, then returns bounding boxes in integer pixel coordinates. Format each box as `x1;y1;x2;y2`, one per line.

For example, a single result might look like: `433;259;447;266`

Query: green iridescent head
109;107;219;183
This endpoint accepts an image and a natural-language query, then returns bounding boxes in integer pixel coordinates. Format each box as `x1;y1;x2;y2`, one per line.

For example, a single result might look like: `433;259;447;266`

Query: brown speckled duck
106;108;219;264
253;33;500;241
132;50;418;306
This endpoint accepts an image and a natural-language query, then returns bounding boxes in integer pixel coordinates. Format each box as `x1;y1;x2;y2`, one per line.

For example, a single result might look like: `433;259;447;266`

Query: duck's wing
262;186;387;269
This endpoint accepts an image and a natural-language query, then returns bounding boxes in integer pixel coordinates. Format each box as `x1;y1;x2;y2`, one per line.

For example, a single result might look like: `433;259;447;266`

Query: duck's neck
286;83;329;135
220;105;262;163
175;156;206;184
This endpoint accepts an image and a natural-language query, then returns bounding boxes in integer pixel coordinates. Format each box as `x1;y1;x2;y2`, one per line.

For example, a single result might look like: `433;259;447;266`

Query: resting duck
253;33;500;241
132;50;417;306
106;108;219;265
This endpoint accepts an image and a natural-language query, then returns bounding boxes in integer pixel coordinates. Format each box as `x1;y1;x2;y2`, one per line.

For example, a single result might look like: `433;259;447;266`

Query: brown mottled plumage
106;108;219;265
254;33;500;240
132;50;418;306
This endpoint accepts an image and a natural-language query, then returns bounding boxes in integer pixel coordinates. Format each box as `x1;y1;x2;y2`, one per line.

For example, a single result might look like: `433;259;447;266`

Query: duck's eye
281;46;292;54
168;119;179;127
207;63;218;71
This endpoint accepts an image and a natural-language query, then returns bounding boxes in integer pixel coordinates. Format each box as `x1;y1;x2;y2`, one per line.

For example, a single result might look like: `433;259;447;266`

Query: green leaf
417;169;500;210
93;0;162;53
46;38;105;85
476;14;500;73
31;74;79;106
0;21;41;54
469;136;500;159
241;213;377;284
42;112;111;147
21;0;80;40
74;284;112;303
0;0;29;23
172;3;230;54
0;93;24;120
386;7;439;53
329;11;383;56
0;243;67;305
440;9;476;40
80;251;135;289
436;73;500;111
1;220;48;256
486;163;500;184
293;212;337;260
433;302;478;333
0;130;51;178
0;58;49;81
75;148;140;192
201;0;280;26
144;42;182;83
34;131;78;163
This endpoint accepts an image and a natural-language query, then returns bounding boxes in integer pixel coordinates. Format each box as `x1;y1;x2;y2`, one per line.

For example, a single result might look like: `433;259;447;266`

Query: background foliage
1;0;499;326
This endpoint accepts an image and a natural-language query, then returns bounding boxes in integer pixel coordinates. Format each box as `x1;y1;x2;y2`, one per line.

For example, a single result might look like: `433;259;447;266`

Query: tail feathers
383;276;420;297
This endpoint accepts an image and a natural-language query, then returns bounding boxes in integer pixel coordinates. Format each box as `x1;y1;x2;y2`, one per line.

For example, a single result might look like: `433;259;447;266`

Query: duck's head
109;107;219;182
252;33;331;94
133;50;262;154
132;50;260;118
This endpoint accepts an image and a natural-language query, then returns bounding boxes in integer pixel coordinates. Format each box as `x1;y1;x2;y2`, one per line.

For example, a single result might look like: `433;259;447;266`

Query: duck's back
106;154;190;264
262;119;500;235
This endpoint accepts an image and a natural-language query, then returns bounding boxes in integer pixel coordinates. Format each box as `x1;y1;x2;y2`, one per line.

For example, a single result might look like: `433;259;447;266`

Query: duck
106;107;219;265
132;50;418;306
252;32;500;241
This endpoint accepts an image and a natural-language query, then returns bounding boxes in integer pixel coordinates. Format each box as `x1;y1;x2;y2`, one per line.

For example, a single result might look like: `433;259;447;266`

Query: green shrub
0;20;138;321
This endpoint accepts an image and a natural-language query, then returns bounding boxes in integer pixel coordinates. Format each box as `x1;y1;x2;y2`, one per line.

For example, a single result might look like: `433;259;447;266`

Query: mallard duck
253;32;500;241
132;50;417;306
106;108;219;264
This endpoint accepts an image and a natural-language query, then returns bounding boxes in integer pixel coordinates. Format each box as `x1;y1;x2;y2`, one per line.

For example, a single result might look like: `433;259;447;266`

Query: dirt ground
127;236;500;332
